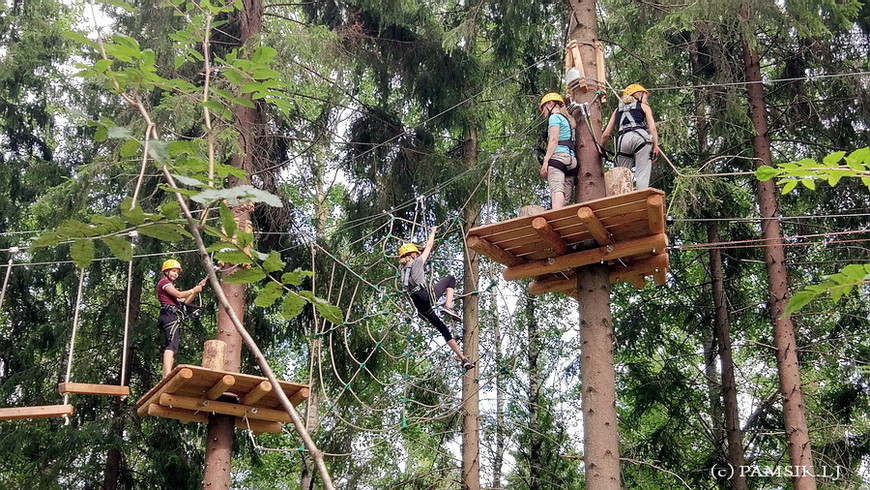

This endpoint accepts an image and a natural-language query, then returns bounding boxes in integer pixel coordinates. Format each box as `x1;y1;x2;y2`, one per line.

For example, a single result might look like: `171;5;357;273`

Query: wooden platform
467;189;669;296
136;365;310;434
0;404;74;421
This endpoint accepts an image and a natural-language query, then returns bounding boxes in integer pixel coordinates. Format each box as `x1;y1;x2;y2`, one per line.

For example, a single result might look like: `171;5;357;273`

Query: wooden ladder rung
0;404;74;420
58;382;130;397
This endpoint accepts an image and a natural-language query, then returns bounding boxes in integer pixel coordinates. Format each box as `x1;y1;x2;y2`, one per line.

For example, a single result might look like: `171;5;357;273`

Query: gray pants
616;129;652;189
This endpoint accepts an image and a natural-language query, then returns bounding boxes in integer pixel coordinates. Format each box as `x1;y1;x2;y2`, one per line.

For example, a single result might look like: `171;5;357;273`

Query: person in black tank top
601;83;660;189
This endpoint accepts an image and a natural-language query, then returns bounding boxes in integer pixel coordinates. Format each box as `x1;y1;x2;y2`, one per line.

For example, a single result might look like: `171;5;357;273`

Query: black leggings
409;275;456;342
158;310;181;352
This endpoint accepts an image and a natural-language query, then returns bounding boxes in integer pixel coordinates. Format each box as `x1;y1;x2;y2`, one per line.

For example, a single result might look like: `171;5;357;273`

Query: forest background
0;0;868;488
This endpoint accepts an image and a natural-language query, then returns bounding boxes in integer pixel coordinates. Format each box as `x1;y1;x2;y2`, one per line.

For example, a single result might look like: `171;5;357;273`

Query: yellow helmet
399;243;420;257
161;259;182;271
539;92;565;110
623;83;648;97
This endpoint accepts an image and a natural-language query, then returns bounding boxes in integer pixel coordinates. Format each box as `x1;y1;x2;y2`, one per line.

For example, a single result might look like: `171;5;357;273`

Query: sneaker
441;307;461;322
461;358;475;371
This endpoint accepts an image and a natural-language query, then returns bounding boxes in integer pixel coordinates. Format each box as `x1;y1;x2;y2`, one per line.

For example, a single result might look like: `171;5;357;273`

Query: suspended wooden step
466;188;669;297
58;382;130;397
136;365;310;434
0;404;74;421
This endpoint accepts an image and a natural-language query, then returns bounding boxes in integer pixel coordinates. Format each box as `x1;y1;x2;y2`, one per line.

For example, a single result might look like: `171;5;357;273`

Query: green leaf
755;165;779;181
254;281;284;308
120;198;146;225
280;291;306;320
71;239;95;268
148;140;169;163
94;59;112;73
172;174;206;187
31;231;62;249
252;46;277;64
281;268;312;286
107;126;132;139
800;179;816;190
119;138;141;158
231;97;255;108
223;69;245;84
252;68;280;80
262;250;285;273
783;289;819;316
223;267;266;284
822;151;846;165
299;291;343;324
214;249;253;265
781;180;798;194
138;223;189;242
191;185;283;207
101;235;133;261
219;202;237;236
159;200;181;220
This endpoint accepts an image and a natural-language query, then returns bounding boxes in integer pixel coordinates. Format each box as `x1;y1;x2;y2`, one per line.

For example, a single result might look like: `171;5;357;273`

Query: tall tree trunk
708;224;747;490
567;1;620;487
202;0;263;487
525;292;542;488
461;128;481;490
102;275;142;490
741;5;816;487
491;285;504;490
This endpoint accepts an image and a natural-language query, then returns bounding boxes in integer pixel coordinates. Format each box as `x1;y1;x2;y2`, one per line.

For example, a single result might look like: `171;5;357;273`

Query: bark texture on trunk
708;224;747;490
741;8;816;487
203;1;263;487
567;1;620;488
461;129;481;490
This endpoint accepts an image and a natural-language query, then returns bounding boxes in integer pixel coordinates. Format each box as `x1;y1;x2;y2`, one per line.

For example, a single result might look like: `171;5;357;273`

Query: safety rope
0;247;18;311
62;267;87;415
120;232;137;387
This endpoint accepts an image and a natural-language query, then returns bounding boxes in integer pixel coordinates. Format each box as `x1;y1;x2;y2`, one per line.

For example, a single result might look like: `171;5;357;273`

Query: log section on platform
466;189;669;293
136;365;309;427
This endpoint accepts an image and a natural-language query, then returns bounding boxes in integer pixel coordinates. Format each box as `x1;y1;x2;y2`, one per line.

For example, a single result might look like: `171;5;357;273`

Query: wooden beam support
504;233;668;281
146;404;281;434
58;383;130;397
531;217;569;255
577;207;613;246
206;375;235;400
136;367;194;416
243;381;272;406
0;404;74;420
289;386;311;406
466;235;524;266
647;194;665;235
158;393;293;423
527;253;670;295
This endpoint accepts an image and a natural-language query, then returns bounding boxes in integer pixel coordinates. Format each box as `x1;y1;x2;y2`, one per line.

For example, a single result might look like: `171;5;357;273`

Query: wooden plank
466;235;524;266
647;194;665;235
158;393;292;423
206;375;235;400
136;367;194;416
146;404;281;434
0;404;74;420
504;233;669;281
243;381;272;406
531;217;569;254
577;207;613;246
624;275;647;289
58;382;130;397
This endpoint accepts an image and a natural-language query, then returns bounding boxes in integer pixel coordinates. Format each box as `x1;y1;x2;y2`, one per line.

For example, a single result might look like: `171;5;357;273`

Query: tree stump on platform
519;205;547;217
604;167;632;196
